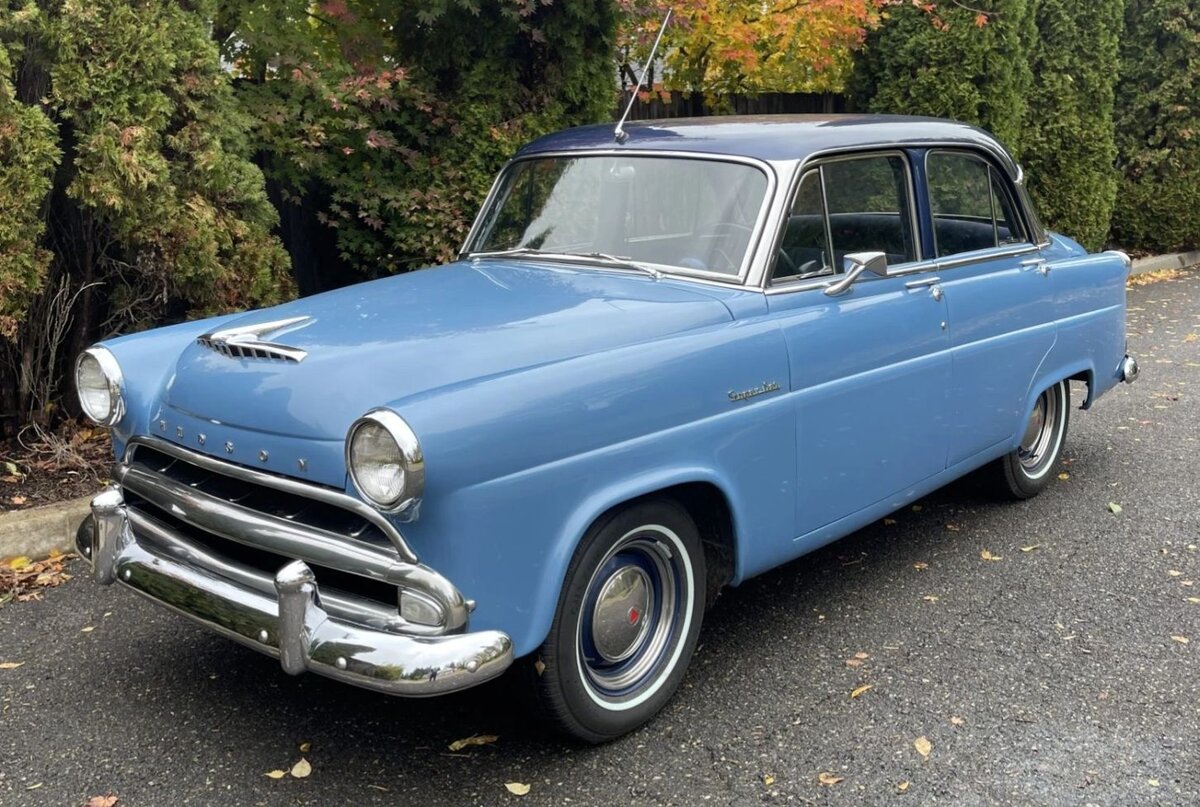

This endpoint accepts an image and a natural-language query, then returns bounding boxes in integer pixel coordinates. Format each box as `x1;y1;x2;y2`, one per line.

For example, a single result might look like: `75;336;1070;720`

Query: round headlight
75;347;124;426
346;409;424;514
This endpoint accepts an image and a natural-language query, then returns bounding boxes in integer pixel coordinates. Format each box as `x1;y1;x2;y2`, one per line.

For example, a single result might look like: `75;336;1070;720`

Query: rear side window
926;151;1026;258
773;153;917;283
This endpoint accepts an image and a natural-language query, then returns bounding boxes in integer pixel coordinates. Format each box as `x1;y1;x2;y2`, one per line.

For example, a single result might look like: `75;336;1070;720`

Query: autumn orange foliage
619;0;886;98
618;1;987;101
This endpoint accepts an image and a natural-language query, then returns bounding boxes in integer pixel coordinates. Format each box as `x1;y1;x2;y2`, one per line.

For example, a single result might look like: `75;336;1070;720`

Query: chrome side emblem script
197;316;312;363
728;381;782;403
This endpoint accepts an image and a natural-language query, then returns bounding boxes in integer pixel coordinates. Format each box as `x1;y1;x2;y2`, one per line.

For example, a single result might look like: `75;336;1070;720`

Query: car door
922;150;1056;466
768;153;951;542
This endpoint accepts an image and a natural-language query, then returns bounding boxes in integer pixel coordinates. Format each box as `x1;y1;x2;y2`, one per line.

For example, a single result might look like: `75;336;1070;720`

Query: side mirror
824;251;890;297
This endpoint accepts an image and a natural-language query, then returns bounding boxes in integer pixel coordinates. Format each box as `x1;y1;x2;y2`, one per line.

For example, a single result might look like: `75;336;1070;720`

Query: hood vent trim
197;316;312;364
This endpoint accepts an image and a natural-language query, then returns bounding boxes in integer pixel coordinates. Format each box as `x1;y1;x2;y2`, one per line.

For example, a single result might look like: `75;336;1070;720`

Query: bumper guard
80;487;513;697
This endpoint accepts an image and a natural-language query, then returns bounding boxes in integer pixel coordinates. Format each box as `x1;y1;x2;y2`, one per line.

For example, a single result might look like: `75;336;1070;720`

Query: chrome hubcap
591;565;652;663
1018;385;1061;475
578;533;684;699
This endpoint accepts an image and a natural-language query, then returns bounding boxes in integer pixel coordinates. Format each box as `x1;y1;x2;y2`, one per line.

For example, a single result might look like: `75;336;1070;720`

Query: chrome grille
126;443;391;549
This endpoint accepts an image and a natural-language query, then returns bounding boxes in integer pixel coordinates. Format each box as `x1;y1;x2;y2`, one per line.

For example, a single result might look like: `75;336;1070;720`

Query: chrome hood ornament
197;316;314;363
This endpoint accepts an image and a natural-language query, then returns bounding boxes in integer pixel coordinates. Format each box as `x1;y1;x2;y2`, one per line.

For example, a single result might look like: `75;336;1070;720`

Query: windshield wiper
574;251;662;279
468;248;661;279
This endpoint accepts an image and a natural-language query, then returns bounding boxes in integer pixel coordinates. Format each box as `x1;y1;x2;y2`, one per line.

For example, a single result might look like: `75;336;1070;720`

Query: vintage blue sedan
74;115;1137;741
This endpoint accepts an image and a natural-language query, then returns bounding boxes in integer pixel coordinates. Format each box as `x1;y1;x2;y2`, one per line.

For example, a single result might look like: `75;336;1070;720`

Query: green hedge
1020;0;1122;252
850;2;1034;154
851;1;1130;253
1112;0;1200;252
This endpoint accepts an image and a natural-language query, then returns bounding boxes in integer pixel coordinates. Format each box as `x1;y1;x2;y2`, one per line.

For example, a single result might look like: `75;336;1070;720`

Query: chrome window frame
924;148;1032;260
459;149;779;286
764;149;922;293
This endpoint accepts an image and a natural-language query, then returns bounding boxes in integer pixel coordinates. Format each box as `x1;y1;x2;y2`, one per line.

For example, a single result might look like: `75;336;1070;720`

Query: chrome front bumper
79;487;513;696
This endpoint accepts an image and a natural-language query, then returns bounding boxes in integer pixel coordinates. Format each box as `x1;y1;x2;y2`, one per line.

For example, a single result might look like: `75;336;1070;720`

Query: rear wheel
991;380;1070;499
528;499;705;743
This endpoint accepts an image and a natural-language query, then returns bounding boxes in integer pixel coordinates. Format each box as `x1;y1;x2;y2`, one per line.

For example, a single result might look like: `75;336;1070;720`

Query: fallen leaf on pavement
1171;635;1189;645
883;518;897;526
850;684;874;699
950;716;965;726
85;796;118;807
911;505;923;512
1149;778;1161;787
1020;545;1040;553
817;772;844;786
299;741;311;753
980;550;1002;562
762;774;775;786
6;556;31;571
504;782;531;796
291;758;312;778
1107;502;1123;515
897;780;911;792
913;736;932;758
449;734;499;752
1168;570;1183;577
913;562;928;571
9;496;26;506
1186;598;1200;604
0;661;24;669
80;626;95;633
265;770;286;779
945;523;960;532
1057;473;1070;481
923;595;939;603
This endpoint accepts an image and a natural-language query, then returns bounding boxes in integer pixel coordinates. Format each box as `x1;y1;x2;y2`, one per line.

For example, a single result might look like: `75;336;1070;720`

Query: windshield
467;155;770;277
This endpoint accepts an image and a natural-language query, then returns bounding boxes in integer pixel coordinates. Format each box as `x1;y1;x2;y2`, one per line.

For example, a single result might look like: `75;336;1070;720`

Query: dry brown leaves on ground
0;421;110;512
1128;267;1189;288
0;551;75;605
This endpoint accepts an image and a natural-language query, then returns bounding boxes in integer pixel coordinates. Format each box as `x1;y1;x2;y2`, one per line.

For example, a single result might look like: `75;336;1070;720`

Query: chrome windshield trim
460;149;779;287
124;435;417;565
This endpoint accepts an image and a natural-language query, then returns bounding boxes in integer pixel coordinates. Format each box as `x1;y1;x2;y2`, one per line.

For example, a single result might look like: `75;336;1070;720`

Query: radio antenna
614;7;672;144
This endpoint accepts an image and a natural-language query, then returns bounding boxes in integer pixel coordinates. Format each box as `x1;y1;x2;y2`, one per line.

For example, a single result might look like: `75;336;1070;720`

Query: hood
163;260;735;440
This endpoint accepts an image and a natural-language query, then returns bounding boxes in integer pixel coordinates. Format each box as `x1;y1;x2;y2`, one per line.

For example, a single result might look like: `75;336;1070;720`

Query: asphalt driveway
1;270;1197;806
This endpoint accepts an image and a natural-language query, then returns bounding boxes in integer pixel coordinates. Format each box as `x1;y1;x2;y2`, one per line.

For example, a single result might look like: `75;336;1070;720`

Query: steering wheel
774;248;798;278
707;222;755;273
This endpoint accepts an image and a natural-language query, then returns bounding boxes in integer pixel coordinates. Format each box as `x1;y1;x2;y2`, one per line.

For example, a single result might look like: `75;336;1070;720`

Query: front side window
926;151;1026;258
469;155;770;277
773;153;917;283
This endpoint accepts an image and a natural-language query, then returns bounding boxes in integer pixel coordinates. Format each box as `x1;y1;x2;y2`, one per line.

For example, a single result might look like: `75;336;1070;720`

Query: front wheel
528;499;705;743
990;379;1070;499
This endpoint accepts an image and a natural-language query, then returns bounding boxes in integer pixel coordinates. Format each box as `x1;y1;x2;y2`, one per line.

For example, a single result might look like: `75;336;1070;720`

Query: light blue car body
97;116;1130;658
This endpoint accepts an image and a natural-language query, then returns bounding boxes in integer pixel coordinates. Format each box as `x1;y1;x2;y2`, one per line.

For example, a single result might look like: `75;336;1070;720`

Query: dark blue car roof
516;114;1020;179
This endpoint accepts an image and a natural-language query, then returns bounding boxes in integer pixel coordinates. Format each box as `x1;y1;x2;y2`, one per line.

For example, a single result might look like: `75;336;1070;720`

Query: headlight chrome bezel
346;408;425;517
75;346;125;426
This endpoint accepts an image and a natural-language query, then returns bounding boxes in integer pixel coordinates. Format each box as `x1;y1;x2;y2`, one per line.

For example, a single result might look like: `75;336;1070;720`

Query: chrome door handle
1021;258;1051;276
904;276;941;289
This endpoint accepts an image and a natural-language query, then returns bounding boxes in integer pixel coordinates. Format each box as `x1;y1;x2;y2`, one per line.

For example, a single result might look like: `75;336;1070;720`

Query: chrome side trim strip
125;435;417;565
764;245;1040;297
